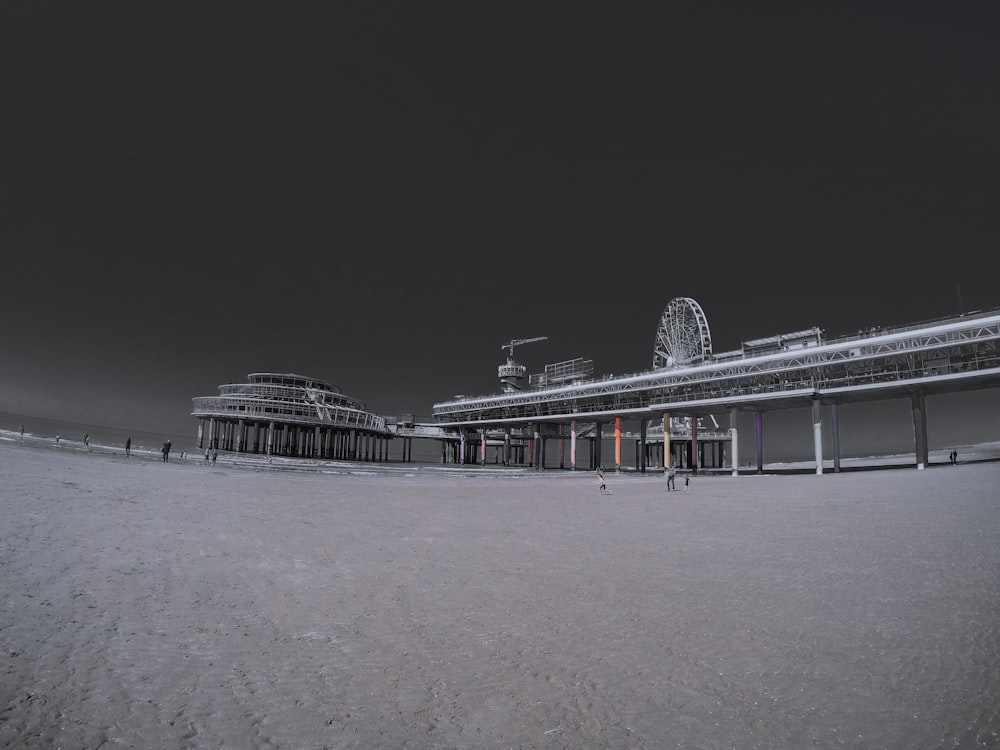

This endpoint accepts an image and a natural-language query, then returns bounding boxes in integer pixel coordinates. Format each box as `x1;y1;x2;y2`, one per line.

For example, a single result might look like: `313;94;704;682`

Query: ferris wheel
652;297;713;369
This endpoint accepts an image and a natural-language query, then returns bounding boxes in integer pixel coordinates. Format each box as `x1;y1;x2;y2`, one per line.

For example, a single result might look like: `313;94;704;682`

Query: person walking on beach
162;440;171;462
19;424;24;440
598;469;611;495
125;437;131;458
597;472;611;495
666;462;677;491
211;447;218;466
83;432;89;448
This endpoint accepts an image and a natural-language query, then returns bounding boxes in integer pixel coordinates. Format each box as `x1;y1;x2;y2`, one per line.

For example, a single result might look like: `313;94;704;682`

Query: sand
1;439;998;749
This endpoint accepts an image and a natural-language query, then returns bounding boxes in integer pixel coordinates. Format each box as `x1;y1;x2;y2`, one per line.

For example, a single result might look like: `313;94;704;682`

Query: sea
0;410;201;456
0;409;446;466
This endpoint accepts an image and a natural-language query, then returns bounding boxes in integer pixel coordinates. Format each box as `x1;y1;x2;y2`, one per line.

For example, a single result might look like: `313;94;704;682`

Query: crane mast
498;336;547;392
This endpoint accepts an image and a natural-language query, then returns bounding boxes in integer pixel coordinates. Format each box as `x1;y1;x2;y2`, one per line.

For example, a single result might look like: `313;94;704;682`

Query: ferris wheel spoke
651;297;713;369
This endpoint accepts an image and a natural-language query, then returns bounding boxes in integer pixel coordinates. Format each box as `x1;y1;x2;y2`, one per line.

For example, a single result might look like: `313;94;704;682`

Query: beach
1;438;998;749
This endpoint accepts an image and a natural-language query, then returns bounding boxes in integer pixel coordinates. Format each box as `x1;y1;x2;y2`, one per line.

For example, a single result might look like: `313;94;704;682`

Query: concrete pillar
197;420;204;449
614;417;622;473
911;390;928;470
691;417;699;475
639;420;648;472
594;423;603;470
831;402;841;472
663;413;671;470
730;407;739;477
480;430;487;465
570;420;577;470
559;425;566;469
460;429;466;465
755;411;764;473
812;398;824;475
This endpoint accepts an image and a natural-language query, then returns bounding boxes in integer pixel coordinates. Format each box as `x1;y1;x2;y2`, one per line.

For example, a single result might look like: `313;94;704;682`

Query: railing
432;311;1000;422
192;396;387;432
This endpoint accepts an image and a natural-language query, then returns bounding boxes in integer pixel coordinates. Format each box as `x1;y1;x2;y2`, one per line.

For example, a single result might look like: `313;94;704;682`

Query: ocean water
0;411;199;455
0;410;449;465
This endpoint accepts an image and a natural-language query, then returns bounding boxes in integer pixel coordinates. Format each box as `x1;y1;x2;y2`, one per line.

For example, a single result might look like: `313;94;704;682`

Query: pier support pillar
480;431;486;465
730;408;740;477
662;413;671;471
755;411;764;473
615;417;622;473
812;398;824;475
594;423;603;470
831;403;841;472
910;390;928;470
571;420;577;470
691;417;699;475
639;420;648;473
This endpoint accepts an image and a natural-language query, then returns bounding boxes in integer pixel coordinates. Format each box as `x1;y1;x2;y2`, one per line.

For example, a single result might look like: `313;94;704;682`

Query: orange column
615;417;622;472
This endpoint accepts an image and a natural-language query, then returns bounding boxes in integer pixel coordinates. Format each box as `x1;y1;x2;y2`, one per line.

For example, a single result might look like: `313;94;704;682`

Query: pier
431;299;1000;475
189;302;1000;474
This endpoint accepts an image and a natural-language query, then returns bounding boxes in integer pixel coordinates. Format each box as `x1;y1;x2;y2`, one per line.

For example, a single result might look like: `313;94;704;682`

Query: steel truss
433;311;1000;426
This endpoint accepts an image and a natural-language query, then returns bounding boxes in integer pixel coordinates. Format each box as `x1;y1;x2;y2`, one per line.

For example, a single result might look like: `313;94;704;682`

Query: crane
498;336;548;393
501;336;548;358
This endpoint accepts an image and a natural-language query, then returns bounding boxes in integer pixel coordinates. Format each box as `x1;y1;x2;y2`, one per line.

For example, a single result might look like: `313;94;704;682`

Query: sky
2;3;999;438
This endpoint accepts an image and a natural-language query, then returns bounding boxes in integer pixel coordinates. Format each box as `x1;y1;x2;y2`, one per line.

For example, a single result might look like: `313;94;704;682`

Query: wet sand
1;439;998;749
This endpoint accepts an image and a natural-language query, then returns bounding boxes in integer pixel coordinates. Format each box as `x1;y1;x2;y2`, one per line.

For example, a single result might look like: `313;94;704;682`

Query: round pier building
191;373;391;460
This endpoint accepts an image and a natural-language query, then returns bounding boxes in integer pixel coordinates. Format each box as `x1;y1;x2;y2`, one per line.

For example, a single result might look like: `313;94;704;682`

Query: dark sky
2;3;998;435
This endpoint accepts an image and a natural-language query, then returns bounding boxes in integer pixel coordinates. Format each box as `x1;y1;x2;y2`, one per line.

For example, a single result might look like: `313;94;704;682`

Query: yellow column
663;412;671;469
